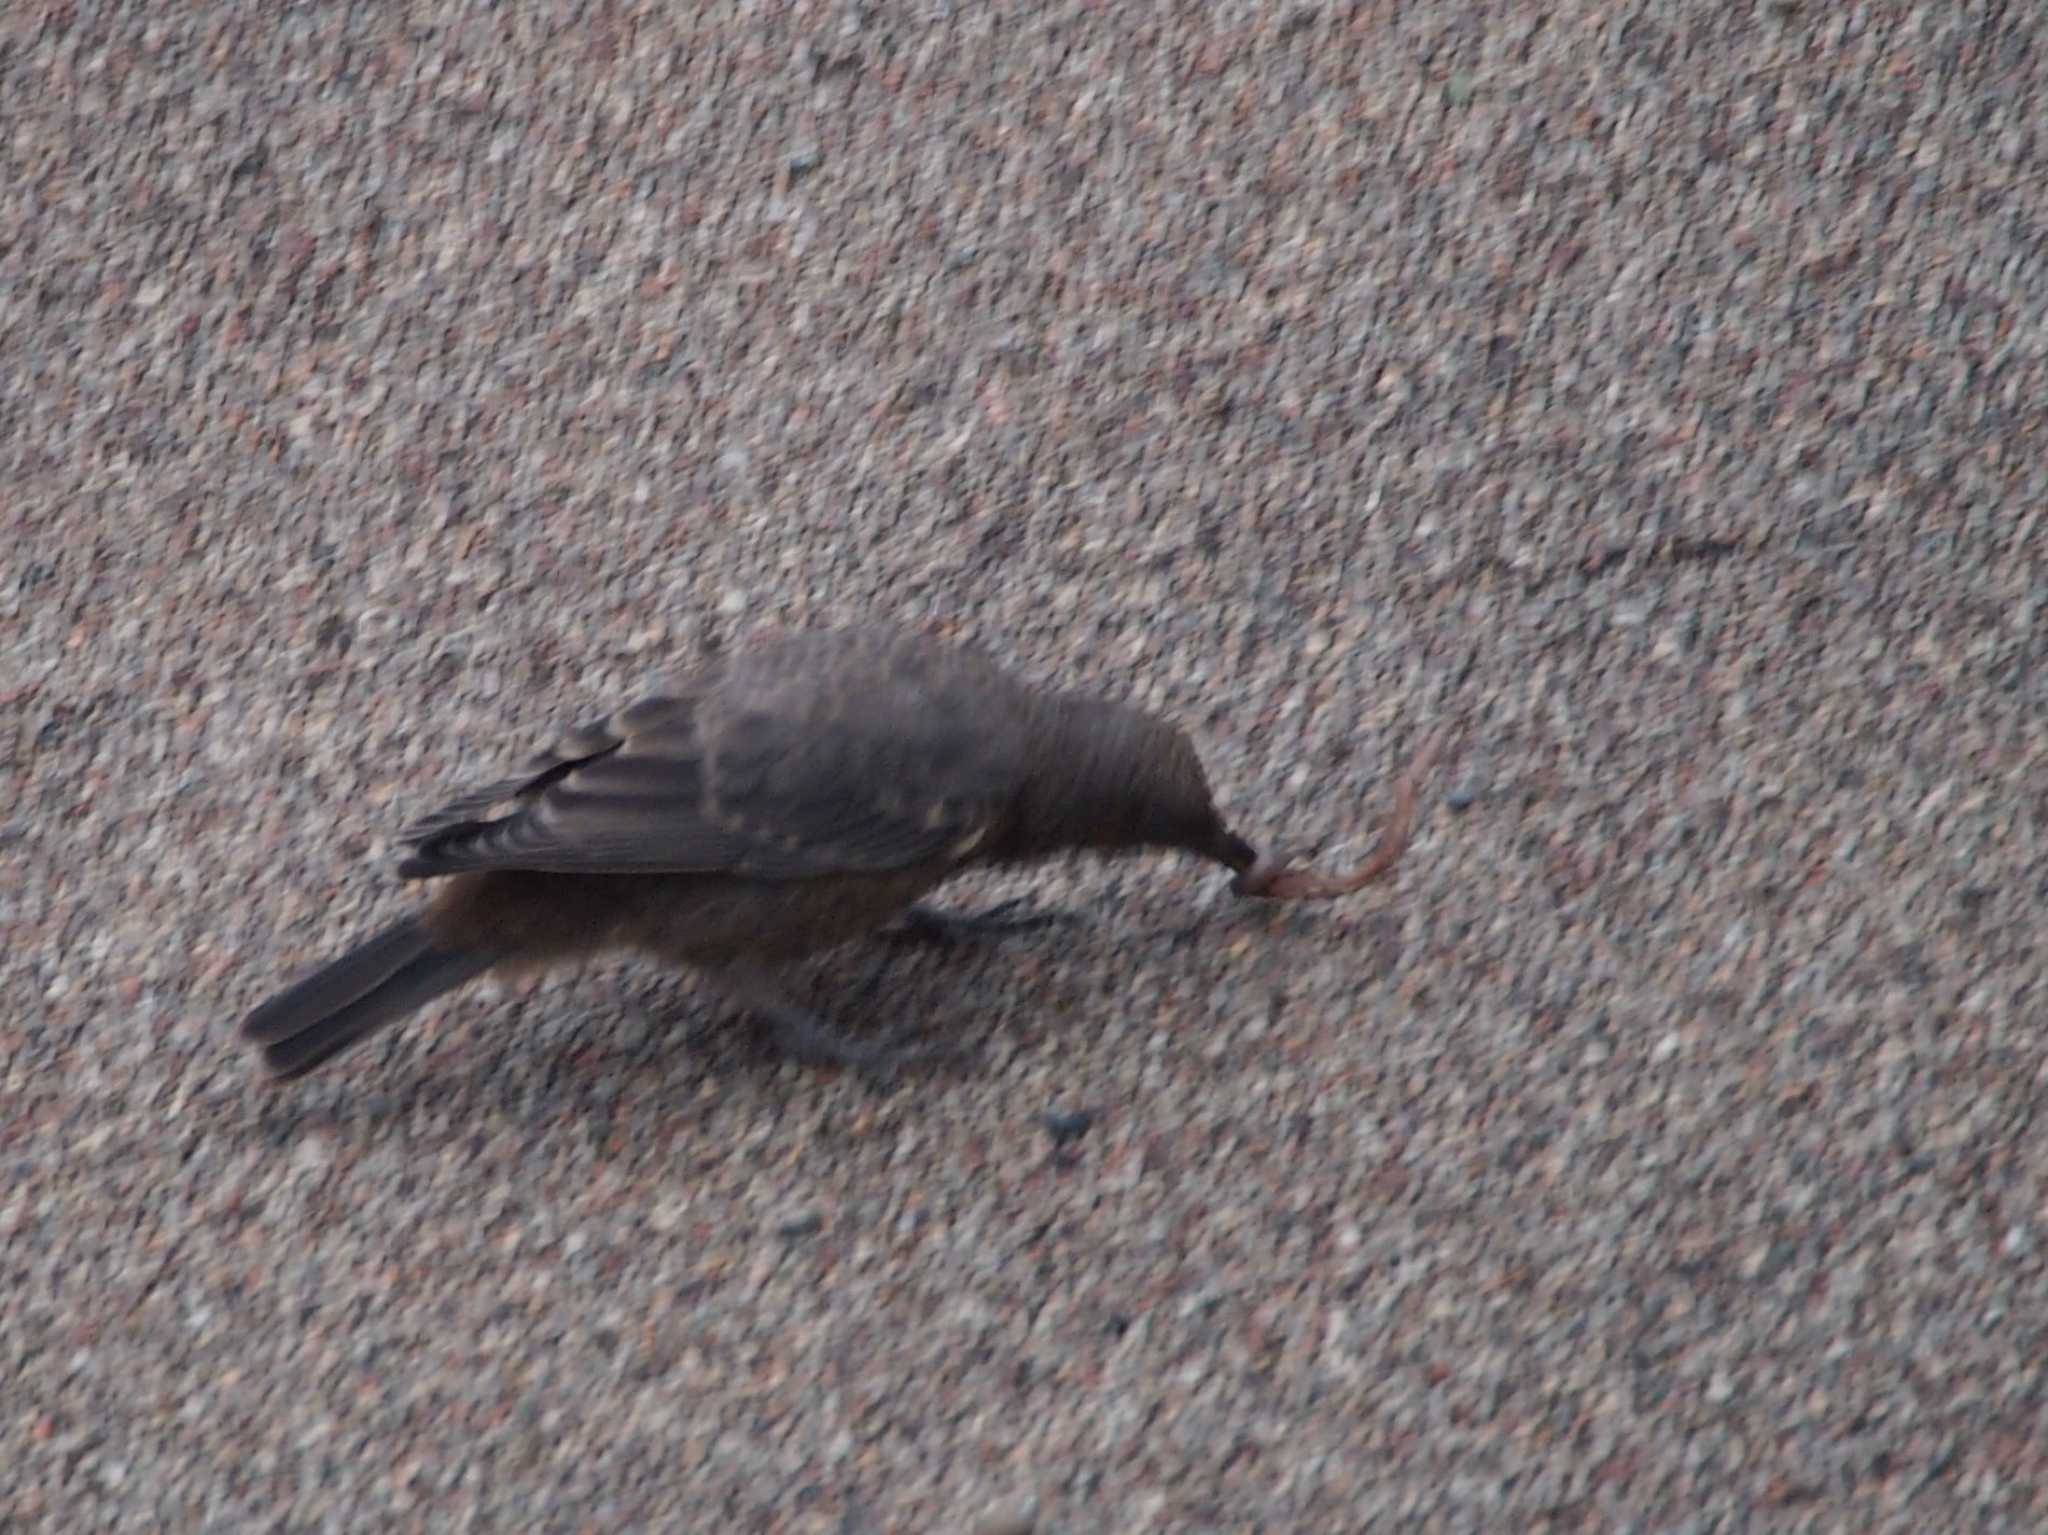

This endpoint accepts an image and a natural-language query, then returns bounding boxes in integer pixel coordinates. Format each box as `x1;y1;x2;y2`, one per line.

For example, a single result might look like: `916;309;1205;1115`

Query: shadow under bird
241;626;1436;1080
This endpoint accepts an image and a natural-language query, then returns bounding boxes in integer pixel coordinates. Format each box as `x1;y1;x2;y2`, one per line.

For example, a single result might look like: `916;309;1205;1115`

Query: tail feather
241;916;494;1080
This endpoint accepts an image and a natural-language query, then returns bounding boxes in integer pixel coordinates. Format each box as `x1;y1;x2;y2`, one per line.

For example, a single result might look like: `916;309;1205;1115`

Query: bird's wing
394;660;1020;880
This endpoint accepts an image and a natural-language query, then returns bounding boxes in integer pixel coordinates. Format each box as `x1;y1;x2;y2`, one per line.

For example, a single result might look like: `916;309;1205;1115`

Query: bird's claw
762;1010;970;1078
884;897;1082;946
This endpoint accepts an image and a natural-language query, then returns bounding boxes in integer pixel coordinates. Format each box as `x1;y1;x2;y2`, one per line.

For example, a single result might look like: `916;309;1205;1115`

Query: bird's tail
240;916;495;1079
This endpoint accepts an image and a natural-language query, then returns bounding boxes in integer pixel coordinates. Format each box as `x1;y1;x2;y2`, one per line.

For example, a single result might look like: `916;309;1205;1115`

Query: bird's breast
618;864;955;966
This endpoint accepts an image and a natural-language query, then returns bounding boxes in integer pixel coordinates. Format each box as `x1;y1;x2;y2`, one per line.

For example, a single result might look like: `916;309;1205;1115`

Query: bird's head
1113;717;1261;874
1025;697;1258;874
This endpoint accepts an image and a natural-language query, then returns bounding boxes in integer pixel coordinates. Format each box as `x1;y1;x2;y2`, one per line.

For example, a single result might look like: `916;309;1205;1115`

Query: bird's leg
702;964;965;1074
881;896;1081;947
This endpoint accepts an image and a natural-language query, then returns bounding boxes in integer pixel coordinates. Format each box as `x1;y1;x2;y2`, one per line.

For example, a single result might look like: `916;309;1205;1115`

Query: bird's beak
1207;828;1261;875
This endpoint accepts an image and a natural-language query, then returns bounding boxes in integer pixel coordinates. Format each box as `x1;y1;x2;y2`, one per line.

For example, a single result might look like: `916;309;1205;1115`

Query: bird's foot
883;897;1081;947
758;1004;968;1077
704;962;968;1080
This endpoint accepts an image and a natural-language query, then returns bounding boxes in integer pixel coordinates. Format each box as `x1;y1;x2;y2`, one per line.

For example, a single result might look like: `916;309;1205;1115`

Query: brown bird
241;626;1432;1080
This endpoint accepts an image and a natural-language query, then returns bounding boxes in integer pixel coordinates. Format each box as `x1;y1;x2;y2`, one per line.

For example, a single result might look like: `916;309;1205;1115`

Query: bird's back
397;626;1045;883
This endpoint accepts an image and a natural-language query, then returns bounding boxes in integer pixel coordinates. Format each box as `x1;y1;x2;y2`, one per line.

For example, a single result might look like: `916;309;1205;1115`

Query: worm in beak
1232;729;1444;900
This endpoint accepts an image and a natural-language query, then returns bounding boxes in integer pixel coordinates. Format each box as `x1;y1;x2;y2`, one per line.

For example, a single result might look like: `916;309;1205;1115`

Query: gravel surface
5;3;2043;1531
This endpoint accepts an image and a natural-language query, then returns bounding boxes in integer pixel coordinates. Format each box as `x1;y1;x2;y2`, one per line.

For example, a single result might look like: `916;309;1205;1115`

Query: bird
240;625;1433;1081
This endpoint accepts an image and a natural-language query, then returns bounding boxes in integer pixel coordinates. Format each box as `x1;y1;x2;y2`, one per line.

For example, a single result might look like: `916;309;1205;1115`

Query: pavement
4;3;2043;1531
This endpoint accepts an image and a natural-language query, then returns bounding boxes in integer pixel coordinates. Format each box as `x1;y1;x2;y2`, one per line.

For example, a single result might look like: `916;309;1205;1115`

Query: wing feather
394;633;1027;881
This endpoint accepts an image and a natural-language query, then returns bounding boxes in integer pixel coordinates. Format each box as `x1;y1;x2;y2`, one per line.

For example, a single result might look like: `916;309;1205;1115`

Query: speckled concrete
5;3;2043;1531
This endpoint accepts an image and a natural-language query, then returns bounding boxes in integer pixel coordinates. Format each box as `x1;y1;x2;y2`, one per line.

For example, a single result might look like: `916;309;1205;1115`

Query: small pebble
1040;1109;1097;1148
